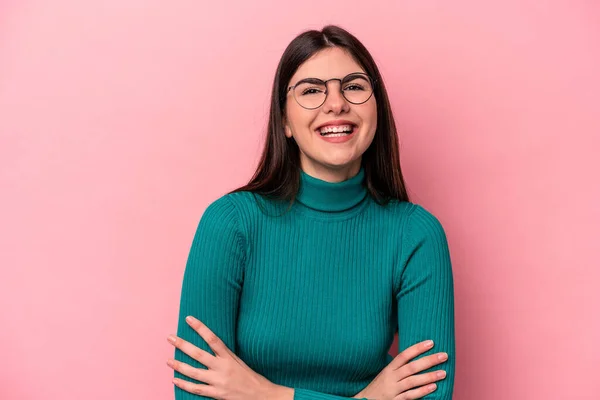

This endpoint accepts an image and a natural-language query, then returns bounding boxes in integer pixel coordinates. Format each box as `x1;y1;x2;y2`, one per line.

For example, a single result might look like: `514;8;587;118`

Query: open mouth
317;124;357;137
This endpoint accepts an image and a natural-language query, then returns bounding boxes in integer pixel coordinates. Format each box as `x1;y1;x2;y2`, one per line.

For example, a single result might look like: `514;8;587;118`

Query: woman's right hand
353;340;448;400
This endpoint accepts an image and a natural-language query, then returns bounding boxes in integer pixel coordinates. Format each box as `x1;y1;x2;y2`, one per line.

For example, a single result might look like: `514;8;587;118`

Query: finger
396;382;438;400
185;316;231;358
390;340;435;370
398;353;448;381
172;378;218;398
397;370;446;394
166;359;213;385
167;334;218;369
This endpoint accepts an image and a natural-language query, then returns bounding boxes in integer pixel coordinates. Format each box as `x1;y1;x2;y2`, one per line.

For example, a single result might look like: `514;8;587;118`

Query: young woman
166;25;455;400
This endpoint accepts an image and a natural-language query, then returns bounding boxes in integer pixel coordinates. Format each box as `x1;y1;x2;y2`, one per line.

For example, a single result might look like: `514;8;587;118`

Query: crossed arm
170;199;455;399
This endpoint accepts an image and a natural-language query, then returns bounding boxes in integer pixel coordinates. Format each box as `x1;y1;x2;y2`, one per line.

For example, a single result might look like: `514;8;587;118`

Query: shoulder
196;191;263;247
195;193;248;241
379;200;448;247
374;200;439;227
397;203;450;262
405;203;448;243
200;191;257;221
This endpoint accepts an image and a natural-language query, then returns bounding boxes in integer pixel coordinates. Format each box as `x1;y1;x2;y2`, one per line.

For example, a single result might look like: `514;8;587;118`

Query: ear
283;116;293;138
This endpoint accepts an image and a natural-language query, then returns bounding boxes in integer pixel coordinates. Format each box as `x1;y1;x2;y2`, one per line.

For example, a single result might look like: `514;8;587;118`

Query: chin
324;152;361;166
321;158;360;170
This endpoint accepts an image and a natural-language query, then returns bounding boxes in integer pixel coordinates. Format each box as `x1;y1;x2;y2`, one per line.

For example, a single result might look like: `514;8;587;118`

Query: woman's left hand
166;315;286;400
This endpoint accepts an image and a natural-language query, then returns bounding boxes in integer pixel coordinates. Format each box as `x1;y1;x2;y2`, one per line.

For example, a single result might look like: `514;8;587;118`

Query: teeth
323;133;349;137
319;124;354;135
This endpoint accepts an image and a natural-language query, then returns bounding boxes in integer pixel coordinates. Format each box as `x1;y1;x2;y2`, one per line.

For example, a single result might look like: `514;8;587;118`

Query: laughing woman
166;25;455;400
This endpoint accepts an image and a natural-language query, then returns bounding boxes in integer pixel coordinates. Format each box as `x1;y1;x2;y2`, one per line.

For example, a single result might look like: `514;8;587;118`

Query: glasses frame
286;72;377;110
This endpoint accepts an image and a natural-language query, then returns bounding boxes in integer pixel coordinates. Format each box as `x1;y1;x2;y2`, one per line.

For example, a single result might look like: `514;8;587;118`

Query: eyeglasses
286;72;376;110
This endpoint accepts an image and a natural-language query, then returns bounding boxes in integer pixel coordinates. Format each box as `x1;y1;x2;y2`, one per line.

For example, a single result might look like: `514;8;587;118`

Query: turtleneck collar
296;166;368;212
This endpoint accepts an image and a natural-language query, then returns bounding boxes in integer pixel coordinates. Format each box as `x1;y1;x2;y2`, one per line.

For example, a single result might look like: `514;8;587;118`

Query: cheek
284;105;301;138
368;104;378;134
287;107;317;136
358;102;378;134
368;101;377;123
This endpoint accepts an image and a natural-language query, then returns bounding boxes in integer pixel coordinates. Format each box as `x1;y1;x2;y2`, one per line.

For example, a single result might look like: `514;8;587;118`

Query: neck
299;162;362;183
296;166;368;212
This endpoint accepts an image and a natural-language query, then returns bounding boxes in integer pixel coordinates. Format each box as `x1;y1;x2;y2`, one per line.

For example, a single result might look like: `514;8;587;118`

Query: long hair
229;25;409;206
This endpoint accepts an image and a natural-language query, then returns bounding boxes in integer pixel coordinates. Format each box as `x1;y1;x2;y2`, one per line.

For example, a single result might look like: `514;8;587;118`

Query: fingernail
186;316;195;323
437;371;446;378
424;340;434;348
167;335;176;344
428;384;437;391
166;359;174;367
438;353;448;361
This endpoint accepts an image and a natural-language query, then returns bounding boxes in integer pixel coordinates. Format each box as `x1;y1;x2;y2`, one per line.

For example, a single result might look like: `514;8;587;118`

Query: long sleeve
175;196;367;400
395;205;456;399
174;196;246;400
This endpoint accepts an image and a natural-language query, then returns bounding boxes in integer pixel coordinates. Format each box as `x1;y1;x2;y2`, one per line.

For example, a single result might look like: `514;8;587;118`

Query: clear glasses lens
293;73;373;109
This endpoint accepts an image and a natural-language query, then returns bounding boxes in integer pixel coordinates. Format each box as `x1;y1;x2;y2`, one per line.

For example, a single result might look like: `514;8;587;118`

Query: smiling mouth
317;124;357;137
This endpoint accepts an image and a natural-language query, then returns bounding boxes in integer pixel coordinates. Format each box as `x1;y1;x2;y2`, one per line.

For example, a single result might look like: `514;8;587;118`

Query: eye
344;84;365;91
301;87;325;95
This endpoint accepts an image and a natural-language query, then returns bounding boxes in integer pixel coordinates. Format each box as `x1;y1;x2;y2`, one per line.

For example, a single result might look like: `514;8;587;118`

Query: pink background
1;1;599;399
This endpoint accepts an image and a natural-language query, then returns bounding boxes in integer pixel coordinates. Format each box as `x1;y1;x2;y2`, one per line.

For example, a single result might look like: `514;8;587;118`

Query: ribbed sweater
173;166;456;399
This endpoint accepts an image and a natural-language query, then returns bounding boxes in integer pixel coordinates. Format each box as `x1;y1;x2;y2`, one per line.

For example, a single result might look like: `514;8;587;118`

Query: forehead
290;47;366;83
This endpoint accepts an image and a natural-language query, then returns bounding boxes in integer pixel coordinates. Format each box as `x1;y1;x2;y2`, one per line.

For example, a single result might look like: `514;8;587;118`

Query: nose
321;80;350;114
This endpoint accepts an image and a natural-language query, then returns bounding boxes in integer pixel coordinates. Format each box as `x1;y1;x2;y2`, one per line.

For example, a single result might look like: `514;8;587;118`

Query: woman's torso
229;192;411;395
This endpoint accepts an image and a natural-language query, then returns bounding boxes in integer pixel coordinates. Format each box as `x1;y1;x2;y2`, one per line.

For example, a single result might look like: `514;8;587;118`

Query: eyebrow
291;72;368;87
293;77;325;86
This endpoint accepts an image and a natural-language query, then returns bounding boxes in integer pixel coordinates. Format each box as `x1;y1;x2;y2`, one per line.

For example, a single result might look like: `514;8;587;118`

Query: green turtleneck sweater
174;167;456;399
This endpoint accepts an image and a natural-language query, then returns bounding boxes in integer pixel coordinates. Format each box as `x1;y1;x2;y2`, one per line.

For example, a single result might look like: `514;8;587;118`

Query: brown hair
229;25;409;206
